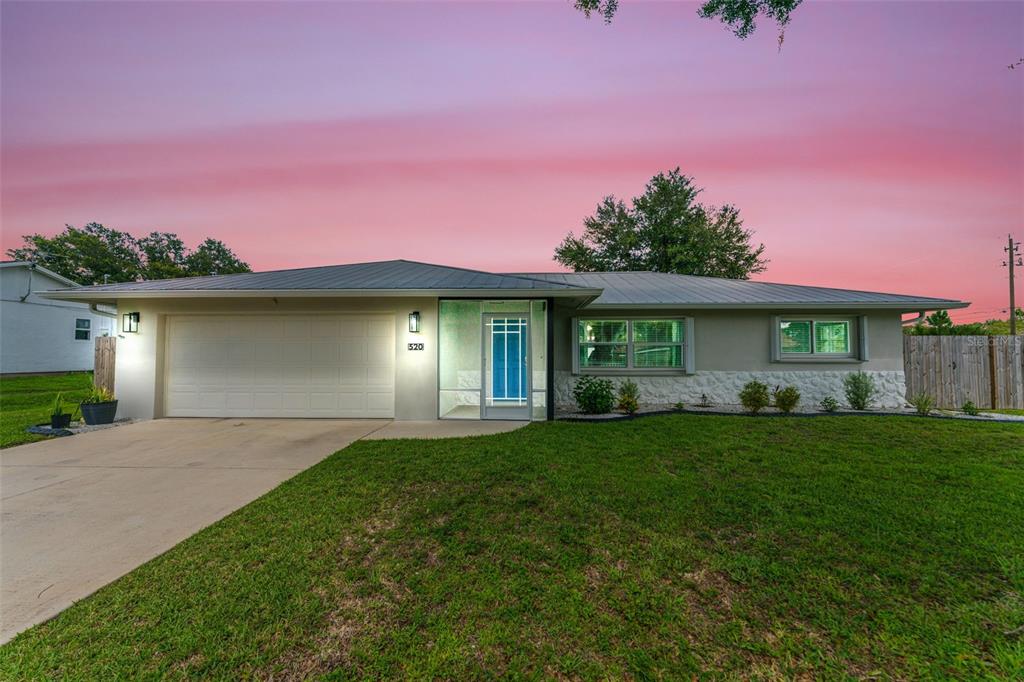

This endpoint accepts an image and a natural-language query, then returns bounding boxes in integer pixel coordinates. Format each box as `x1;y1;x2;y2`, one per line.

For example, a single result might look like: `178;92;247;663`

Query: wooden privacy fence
903;335;1024;409
94;335;116;394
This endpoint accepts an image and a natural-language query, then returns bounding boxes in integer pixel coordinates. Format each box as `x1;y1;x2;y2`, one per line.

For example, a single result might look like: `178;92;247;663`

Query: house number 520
407;343;425;351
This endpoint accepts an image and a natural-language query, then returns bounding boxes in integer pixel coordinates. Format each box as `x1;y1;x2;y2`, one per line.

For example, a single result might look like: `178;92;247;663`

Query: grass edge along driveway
1;414;1022;679
0;373;94;448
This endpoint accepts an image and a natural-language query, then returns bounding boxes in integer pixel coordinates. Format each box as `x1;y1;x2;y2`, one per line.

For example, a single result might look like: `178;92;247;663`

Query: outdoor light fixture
408;311;421;333
122;312;140;333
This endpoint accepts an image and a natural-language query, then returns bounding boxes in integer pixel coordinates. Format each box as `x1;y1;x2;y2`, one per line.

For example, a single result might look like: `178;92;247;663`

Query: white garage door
164;314;395;418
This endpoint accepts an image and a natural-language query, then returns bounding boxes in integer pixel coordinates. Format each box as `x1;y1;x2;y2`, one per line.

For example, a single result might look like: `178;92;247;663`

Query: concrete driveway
0;418;389;643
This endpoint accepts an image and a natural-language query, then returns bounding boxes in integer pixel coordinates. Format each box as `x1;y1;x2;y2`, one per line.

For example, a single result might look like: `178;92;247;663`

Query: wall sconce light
122;312;140;333
408;311;421;334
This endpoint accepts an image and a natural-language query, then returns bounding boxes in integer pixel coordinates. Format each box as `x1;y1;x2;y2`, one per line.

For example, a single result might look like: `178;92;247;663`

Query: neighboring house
0;261;116;374
38;260;967;420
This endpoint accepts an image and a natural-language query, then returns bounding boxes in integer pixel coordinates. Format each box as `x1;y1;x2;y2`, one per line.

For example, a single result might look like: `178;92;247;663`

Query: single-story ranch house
39;260;966;420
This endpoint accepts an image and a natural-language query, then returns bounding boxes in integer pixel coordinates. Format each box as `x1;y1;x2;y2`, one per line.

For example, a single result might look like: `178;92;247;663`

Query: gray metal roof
36;258;966;311
509;271;967;310
43;260;589;295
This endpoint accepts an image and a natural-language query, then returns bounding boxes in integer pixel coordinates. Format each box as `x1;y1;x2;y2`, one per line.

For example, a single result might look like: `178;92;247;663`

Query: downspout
19;263;34;301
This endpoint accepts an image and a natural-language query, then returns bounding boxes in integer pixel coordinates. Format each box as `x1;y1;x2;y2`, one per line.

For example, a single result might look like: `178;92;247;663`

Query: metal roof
509;271;968;310
34;259;967;311
37;260;597;300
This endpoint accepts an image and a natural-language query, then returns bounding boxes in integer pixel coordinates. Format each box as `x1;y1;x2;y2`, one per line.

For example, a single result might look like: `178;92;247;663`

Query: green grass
1;416;1022;679
986;409;1024;417
0;373;94;448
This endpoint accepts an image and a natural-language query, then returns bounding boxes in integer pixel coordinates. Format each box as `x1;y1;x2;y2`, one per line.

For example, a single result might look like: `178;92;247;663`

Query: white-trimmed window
74;318;91;341
776;318;855;358
575;318;693;372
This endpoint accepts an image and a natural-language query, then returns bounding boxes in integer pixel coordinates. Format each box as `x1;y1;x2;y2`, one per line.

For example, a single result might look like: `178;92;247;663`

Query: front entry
482;314;530;419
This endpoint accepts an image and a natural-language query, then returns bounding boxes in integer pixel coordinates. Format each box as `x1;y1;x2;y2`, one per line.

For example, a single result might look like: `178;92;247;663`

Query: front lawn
1;415;1022;678
0;372;94;448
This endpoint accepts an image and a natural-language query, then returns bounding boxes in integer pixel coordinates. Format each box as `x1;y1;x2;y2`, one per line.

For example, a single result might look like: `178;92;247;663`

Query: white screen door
482;314;530;420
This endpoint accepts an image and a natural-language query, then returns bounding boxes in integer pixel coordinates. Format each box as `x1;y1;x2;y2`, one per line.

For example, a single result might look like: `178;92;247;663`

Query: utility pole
1004;234;1022;335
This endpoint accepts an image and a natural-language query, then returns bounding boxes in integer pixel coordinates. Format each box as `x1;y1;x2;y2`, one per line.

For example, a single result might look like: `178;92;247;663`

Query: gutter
90;303;117;319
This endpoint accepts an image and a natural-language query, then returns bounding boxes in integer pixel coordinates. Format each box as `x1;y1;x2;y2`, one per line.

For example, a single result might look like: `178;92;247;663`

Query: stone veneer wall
555;370;907;410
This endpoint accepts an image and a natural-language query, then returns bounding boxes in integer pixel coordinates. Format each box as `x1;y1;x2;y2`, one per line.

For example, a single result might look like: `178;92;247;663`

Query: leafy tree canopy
554;169;768;279
7;223;251;285
574;0;802;39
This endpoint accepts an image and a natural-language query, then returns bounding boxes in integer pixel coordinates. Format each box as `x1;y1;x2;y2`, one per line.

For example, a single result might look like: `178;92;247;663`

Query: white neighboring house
0;261;116;374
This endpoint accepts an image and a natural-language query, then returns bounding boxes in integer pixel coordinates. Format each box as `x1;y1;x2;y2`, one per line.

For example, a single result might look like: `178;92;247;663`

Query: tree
554;169;768;279
138;232;188;280
7;224;251;285
7;222;142;284
183;238;251;277
574;0;802;39
925;310;953;332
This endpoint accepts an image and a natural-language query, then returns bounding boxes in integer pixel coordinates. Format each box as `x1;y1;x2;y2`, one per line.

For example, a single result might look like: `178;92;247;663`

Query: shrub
739;380;770;414
617;380;640;414
773;385;801;414
843;372;877;410
909;392;935;416
673;401;686;411
572;376;615;414
819;396;839;412
51;392;69;417
961;400;980;416
82;386;115;404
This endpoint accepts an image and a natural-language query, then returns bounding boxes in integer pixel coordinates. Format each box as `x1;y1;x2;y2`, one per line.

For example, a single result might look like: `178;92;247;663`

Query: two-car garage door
164;314;395;418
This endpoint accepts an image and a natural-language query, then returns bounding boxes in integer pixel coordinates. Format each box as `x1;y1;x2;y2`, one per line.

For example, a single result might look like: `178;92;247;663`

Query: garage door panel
166;314;395;418
254;341;283;364
311;367;341;385
311;341;341;364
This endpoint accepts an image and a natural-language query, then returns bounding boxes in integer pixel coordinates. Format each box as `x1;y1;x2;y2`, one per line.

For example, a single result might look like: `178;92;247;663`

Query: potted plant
50;392;72;429
80;386;118;425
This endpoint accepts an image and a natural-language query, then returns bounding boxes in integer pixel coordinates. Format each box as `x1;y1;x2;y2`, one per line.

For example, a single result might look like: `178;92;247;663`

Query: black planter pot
81;400;118;425
50;413;72;429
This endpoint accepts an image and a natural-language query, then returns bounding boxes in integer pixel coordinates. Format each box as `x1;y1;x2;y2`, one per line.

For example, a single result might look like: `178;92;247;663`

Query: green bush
617;380;640;414
572;376;615;414
962;400;980;416
909;393;935;416
673;401;686;411
81;386;115;404
843;372;877;410
739;380;770;414
773;385;801;414
819;396;839;412
50;392;69;417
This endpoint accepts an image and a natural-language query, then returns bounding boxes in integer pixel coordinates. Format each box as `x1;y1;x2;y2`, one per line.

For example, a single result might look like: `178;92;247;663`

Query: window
74;318;90;341
778;319;851;356
577;319;689;371
578;320;627;368
632;320;685;368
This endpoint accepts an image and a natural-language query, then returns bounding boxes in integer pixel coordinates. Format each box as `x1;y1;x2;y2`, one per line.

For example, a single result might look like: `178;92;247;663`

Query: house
1;261;116;374
37;260;966;420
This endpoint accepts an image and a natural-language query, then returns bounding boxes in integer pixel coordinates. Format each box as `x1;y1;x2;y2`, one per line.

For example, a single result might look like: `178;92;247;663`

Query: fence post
988;338;998;409
94;336;116;394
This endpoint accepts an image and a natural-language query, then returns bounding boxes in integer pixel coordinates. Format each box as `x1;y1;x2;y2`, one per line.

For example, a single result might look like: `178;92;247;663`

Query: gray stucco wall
553;306;907;408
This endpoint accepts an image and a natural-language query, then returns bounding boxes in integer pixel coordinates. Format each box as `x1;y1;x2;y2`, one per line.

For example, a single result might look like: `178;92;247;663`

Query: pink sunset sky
1;1;1021;321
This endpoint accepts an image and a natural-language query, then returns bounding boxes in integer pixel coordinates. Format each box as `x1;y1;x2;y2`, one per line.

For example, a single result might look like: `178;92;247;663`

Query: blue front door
484;315;530;419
